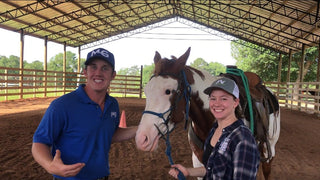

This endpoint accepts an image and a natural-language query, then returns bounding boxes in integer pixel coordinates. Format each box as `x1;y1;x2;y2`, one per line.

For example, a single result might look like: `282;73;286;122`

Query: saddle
221;67;279;161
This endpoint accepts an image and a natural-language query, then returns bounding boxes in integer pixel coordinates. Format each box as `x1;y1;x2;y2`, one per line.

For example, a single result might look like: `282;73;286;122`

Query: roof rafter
0;0;319;55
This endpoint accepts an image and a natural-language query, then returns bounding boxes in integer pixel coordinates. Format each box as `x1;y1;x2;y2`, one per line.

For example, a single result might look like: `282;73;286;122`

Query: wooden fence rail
265;81;320;115
1;67;319;115
0;67;143;101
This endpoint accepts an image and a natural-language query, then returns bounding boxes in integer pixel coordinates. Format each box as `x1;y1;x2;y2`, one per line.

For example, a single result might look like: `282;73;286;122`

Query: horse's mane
154;57;180;76
153;57;206;83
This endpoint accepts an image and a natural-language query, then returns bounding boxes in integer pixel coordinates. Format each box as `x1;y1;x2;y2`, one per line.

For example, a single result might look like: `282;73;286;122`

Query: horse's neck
188;69;217;141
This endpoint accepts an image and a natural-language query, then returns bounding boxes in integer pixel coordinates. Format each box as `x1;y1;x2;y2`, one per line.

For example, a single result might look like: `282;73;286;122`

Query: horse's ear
154;51;161;64
176;47;191;68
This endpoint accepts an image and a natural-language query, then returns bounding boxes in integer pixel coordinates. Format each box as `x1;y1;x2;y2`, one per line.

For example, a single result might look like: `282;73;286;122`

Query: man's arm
112;126;138;143
31;142;85;177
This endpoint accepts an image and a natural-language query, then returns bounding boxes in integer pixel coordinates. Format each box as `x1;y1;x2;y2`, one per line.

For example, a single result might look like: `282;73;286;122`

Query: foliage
231;40;318;82
0;51;85;72
117;64;155;87
0;55;20;68
117;65;141;76
142;64;155;86
48;51;84;72
189;58;226;76
24;60;43;70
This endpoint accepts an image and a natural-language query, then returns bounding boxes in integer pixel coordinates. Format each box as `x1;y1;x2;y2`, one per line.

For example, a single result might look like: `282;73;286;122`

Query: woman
169;77;260;180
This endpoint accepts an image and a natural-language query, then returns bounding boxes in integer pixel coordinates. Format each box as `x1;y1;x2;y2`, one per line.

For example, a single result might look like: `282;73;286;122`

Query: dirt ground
0;97;319;180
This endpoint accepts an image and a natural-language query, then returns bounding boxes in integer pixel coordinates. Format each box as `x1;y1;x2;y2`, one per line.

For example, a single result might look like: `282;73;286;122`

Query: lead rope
181;70;191;130
165;70;190;180
165;131;186;180
226;67;254;133
164;70;190;180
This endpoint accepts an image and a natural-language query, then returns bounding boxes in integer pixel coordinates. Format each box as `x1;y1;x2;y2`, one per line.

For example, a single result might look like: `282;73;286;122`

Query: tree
117;64;155;88
117;65;141;76
48;51;83;72
189;58;226;76
189;58;208;70
142;64;155;86
24;60;43;70
231;40;318;82
0;55;19;68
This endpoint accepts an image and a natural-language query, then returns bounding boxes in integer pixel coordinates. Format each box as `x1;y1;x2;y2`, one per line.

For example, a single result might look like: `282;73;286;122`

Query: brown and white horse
135;48;280;179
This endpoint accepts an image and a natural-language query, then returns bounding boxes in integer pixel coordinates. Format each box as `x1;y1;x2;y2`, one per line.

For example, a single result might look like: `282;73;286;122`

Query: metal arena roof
1;0;320;55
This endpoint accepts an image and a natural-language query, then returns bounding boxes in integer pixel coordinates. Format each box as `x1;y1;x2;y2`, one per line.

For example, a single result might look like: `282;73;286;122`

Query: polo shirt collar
75;84;110;105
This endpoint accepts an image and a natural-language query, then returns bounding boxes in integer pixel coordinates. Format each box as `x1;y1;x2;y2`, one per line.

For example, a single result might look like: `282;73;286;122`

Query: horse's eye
165;89;171;95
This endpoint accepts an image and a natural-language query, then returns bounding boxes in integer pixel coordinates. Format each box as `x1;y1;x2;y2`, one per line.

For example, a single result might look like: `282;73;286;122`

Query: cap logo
90;49;109;58
215;79;226;85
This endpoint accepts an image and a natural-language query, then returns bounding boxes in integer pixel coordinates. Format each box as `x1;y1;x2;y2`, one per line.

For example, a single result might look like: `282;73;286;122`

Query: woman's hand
168;164;189;179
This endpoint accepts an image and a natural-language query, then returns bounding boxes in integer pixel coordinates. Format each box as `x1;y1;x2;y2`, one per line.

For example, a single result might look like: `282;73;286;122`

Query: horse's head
135;47;192;151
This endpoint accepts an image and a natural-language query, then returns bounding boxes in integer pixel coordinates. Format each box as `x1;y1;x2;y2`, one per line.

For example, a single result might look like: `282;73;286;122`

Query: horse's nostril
143;136;148;143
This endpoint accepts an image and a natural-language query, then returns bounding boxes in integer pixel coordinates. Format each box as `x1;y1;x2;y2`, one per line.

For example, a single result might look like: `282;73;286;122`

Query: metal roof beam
187;1;320;45
61;3;173;46
181;14;291;54
0;0;63;23
178;2;301;53
80;17;177;50
242;0;319;25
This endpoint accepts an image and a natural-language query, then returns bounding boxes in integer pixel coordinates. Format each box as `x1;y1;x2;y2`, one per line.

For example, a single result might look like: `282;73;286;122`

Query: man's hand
48;150;85;177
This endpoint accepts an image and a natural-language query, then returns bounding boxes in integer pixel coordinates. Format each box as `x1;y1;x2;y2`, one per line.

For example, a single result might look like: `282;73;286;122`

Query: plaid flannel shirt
203;119;260;180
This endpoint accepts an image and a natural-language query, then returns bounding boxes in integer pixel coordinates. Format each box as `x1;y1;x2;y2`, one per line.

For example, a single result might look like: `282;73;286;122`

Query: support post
19;29;24;99
277;53;282;98
315;45;320;113
44;36;48;97
140;65;143;98
286;49;292;108
298;44;306;110
63;42;66;94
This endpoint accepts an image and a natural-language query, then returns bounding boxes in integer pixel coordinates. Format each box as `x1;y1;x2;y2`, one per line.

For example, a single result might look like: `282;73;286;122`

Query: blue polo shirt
33;84;119;180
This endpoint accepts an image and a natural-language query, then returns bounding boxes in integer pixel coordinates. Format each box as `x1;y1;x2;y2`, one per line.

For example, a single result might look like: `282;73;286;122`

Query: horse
135;47;281;180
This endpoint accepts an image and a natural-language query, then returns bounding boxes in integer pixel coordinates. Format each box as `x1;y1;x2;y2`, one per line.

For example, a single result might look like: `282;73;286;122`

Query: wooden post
140;65;143;98
44;36;48;97
286;49;292;108
315;45;320;113
5;69;8;101
63;42;66;94
298;44;306;110
78;46;81;73
33;71;36;98
19;29;24;99
277;53;282;98
77;46;81;87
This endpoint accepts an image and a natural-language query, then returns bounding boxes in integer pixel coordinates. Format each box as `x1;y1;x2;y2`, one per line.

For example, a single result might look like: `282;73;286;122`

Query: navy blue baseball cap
85;48;115;69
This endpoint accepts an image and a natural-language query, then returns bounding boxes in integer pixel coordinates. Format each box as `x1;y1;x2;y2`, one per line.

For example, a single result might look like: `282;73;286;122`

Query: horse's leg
262;158;273;180
257;162;265;180
263;111;280;179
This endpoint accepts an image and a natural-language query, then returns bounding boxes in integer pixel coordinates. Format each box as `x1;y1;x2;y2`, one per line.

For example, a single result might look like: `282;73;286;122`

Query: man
32;48;137;180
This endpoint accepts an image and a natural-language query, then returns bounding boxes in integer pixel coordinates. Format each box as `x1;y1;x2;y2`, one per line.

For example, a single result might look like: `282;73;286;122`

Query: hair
235;106;244;119
233;97;244;119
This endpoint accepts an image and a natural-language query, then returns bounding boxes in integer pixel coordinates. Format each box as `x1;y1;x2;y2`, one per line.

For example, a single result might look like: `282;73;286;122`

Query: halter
142;69;191;180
